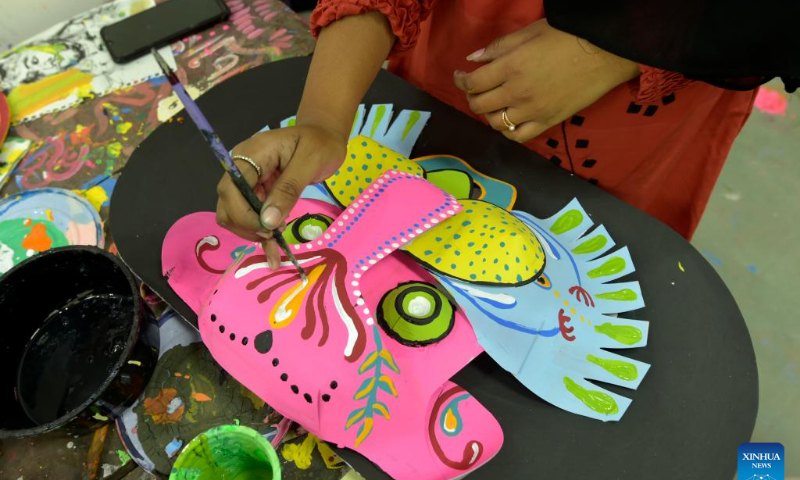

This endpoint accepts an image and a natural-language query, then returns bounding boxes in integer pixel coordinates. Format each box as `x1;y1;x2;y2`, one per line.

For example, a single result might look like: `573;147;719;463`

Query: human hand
216;124;347;269
453;19;640;142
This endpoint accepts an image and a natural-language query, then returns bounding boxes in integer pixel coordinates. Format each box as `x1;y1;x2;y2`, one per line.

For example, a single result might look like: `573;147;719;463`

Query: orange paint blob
22;223;53;252
192;392;212;402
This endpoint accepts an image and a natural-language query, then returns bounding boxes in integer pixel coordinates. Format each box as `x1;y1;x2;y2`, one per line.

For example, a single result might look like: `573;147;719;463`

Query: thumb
260;160;315;230
467;24;541;62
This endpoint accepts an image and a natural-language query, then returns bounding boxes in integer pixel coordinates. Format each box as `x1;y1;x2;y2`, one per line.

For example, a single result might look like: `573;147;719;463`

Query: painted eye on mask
377;282;455;347
534;272;552;290
283;213;334;244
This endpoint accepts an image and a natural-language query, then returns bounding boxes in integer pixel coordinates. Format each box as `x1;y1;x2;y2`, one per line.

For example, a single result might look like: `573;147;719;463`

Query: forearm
297;12;395;139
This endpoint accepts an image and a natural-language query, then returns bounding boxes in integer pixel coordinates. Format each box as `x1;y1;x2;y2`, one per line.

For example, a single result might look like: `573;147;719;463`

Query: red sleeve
632;64;694;104
310;0;435;54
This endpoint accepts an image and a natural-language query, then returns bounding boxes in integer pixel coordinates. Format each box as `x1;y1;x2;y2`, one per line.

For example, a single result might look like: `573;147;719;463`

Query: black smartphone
101;0;230;63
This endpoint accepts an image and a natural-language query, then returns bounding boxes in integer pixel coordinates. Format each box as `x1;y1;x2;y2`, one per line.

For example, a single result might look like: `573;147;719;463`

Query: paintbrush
151;48;306;280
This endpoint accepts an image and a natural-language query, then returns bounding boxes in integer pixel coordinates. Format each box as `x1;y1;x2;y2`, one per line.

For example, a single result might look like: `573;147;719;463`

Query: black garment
545;0;800;92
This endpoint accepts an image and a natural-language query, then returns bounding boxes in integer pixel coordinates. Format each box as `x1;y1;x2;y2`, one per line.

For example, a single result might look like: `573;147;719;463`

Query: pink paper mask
162;172;503;479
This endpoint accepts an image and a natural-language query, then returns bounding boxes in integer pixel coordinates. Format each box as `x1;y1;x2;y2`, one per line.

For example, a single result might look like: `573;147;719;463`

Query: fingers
485;109;549;143
216;129;297;238
453;65;505;95
216;174;262;233
231;130;291;184
215;206;261;241
466;23;542;63
466;87;509;115
260;148;319;230
263;238;281;271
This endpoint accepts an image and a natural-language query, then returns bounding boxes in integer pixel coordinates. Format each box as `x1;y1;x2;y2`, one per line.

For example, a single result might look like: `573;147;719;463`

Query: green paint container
170;425;281;480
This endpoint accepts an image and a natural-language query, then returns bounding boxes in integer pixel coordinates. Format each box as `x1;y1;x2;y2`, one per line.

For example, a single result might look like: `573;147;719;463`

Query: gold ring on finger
502;108;517;132
232;154;263;178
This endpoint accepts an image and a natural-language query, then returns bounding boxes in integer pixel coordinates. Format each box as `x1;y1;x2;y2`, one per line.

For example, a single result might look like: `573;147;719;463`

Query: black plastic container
0;246;159;438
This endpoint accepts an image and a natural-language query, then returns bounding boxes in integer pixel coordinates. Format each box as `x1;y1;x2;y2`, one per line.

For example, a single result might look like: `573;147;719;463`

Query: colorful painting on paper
0;188;103;273
0;0;176;124
163;173;504;480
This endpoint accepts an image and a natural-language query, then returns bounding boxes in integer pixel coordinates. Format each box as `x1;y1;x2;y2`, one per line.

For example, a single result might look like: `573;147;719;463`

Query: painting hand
216;125;347;269
453;19;640;143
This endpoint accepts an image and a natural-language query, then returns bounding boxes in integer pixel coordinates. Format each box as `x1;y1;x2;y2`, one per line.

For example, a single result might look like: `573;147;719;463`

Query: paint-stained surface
692;80;800;476
1;0;315;251
0;0;319;478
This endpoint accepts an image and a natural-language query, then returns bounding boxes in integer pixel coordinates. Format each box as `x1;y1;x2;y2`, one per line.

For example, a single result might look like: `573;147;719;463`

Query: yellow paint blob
74;185;109;212
116;122;133;134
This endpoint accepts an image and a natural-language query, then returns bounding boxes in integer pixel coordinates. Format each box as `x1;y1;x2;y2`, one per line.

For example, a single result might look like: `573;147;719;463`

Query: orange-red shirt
312;0;757;238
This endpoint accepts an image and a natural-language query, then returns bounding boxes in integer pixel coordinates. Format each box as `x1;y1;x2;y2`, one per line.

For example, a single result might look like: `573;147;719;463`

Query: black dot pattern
229;333;236;341
582;159;597;168
304;393;312;403
280;373;288;381
330;381;338;390
575;139;589;149
589;178;599;185
662;93;675;105
272;358;279;367
218;325;225;333
322;394;331;402
627;102;642;114
644;105;658;117
241;337;248;346
546;138;559;148
550;155;562;166
291;385;299;394
570;115;585;126
210;314;217;322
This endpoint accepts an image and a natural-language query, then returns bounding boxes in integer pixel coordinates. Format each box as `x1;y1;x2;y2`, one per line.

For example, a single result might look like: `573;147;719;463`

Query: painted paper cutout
434;199;649;421
0;0;176;124
414;155;517;210
162;174;503;479
288;116;649;421
318;136;543;285
405;199;546;285
0;188;103;273
325;136;424;205
260;104;429;158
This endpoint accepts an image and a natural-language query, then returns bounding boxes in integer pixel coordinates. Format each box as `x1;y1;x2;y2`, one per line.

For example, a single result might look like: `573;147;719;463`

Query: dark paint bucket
0;246;159;438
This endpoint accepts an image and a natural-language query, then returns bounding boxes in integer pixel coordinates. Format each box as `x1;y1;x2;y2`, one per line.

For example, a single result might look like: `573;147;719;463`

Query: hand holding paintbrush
151;49;306;280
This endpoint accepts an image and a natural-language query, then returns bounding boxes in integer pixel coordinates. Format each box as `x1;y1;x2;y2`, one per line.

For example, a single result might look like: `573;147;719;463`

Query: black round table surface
110;57;757;480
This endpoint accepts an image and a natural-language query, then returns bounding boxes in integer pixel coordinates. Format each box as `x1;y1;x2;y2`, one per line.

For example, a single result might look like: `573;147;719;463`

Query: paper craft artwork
0;188;103;273
162;104;650;477
0;0;176;124
296;105;649;421
163;174;503;480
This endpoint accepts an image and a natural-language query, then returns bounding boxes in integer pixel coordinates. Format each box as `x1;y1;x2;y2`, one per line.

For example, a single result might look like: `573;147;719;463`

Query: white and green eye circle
283;214;333;244
377;282;455;346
